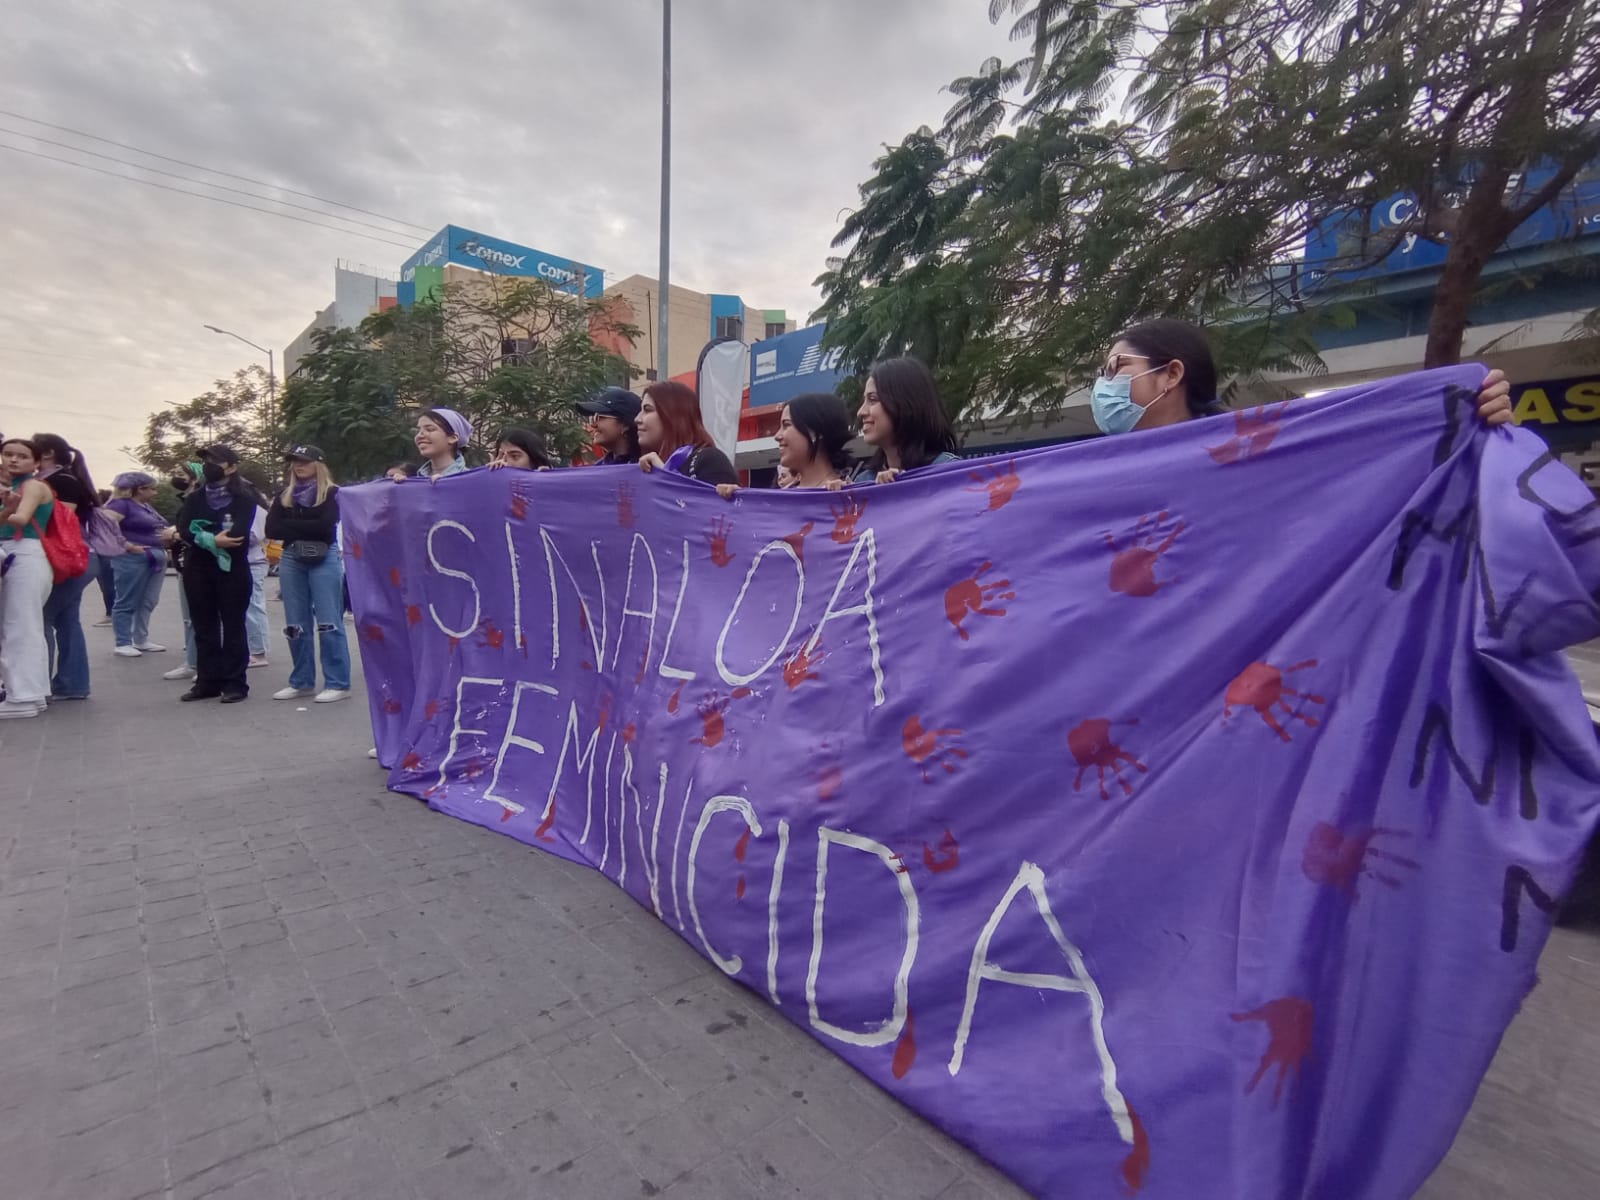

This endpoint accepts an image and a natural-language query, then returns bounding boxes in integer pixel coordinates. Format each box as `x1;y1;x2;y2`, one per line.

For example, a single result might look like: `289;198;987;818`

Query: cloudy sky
0;0;1019;479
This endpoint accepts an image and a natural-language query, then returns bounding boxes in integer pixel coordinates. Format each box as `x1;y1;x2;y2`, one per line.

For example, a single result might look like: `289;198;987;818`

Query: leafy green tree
135;365;281;482
818;0;1600;417
281;277;639;479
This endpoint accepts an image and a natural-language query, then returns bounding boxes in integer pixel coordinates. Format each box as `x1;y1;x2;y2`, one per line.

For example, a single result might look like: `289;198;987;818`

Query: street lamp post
656;0;671;384
203;324;277;432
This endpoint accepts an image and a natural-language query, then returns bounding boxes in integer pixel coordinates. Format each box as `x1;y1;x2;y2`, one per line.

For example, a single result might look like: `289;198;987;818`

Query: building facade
282;263;398;378
601;275;796;383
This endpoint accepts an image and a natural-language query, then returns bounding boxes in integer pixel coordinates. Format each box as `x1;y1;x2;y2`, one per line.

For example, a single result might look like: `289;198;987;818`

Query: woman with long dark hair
716;393;853;498
1088;318;1511;434
490;427;553;470
174;445;259;703
636;381;738;485
0;438;57;718
32;433;102;699
853;356;961;483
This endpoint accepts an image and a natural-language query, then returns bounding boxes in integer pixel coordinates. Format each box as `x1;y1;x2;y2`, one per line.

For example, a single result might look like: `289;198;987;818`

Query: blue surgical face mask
1091;366;1165;436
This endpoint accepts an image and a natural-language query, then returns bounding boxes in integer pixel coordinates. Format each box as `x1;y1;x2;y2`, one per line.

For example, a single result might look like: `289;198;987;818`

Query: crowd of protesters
0;321;1514;723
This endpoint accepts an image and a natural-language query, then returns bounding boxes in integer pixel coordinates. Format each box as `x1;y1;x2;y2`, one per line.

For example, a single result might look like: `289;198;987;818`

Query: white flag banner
697;337;748;462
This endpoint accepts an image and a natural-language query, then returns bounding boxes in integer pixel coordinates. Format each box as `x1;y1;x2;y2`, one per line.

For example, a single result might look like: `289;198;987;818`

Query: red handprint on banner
707;516;735;567
829;494;867;543
1301;822;1419;897
903;716;967;782
783;639;825;689
361;623;384;644
964;461;1021;511
922;829;960;873
478;620;505;651
944;563;1015;640
405;605;423;627
388;567;402;588
1223;660;1325;742
782;521;815;564
617;482;636;529
692;688;752;748
1207;402;1290;465
1067;718;1148;800
400;751;423;772
1232;997;1313;1106
509;488;529;520
1104;512;1185;597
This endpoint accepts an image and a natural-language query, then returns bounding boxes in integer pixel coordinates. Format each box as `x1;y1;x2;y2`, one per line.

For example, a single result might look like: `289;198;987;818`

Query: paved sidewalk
2;594;1598;1199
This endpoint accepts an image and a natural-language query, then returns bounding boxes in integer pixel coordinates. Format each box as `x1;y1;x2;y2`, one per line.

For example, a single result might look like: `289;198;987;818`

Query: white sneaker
274;687;315;700
248;655;270;669
0;700;42;719
367;747;378;760
135;642;166;653
113;646;142;658
163;665;196;681
314;689;351;703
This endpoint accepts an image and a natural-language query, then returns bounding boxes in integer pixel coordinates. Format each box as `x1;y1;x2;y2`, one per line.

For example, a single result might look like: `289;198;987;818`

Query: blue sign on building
748;323;848;409
1303;164;1600;288
397;226;604;301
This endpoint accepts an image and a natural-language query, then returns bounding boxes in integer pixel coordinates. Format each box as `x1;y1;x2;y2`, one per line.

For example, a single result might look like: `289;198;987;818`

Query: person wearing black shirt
264;445;350;703
174;445;258;703
575;387;643;465
635;381;739;485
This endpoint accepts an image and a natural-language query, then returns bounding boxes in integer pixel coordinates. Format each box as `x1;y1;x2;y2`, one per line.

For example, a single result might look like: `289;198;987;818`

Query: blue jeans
178;582;197;669
110;552;164;648
44;551;96;697
279;554;350;690
245;561;270;655
96;554;115;617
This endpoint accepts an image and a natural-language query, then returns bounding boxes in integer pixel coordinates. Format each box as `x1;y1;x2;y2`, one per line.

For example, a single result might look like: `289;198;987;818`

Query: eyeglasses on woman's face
1100;353;1154;380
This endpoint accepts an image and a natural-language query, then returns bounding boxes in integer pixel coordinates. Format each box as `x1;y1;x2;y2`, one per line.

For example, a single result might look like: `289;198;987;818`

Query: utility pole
656;0;671;383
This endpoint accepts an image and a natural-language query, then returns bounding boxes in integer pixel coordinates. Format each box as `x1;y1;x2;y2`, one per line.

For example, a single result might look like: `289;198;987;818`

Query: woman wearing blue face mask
1092;318;1513;435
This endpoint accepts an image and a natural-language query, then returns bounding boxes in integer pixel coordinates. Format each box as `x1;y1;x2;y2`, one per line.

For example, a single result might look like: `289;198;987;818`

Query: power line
0;126;424;241
0;142;419;251
0;343;202;371
0;108;434;234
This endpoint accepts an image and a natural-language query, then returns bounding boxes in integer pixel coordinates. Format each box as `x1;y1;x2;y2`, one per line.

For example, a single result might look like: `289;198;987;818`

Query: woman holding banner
636;382;739;485
414;409;473;479
490;428;552;471
852;356;962;485
1091;318;1512;433
716;392;853;498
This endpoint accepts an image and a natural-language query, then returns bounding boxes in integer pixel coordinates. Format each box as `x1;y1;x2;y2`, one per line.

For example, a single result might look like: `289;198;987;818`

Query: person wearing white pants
244;506;270;668
1;438;58;718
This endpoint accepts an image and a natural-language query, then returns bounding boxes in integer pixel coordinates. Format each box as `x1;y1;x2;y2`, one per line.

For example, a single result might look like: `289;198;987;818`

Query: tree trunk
1422;212;1508;368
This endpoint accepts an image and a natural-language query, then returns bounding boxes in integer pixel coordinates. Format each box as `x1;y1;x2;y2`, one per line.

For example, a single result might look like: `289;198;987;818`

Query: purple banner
341;365;1600;1199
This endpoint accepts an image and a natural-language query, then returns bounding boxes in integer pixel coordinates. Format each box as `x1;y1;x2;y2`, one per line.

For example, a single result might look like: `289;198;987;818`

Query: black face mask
201;463;227;483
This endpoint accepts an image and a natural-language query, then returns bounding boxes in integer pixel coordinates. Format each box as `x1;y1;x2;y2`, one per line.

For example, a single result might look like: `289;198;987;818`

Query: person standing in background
265;445;350;703
92;487;115;626
175;445;257;704
32;433;101;700
0;438;58;718
105;472;176;658
161;467;200;682
244;498;271;669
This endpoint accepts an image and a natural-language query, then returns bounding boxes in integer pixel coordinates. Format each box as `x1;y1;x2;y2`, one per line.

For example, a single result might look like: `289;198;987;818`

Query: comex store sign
457;240;587;289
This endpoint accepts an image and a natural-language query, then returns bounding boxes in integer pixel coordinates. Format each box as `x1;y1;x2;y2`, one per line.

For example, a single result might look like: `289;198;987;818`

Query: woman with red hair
635;381;739;485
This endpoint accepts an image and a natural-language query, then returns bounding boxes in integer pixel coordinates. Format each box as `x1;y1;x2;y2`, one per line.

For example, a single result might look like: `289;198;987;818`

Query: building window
765;321;786;340
715;315;743;341
500;337;534;365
